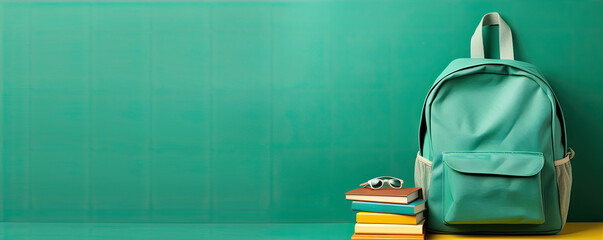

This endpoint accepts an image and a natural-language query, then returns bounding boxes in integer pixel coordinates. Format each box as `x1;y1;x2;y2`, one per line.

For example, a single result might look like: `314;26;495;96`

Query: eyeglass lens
369;179;383;188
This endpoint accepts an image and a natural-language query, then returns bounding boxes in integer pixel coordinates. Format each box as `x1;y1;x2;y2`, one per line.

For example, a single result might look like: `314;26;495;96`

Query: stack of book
345;187;426;240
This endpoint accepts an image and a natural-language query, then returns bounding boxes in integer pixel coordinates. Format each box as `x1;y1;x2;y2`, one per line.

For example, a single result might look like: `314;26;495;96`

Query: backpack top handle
470;12;515;60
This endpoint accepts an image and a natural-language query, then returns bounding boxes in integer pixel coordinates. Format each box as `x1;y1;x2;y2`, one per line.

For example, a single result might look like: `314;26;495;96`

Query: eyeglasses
359;176;404;189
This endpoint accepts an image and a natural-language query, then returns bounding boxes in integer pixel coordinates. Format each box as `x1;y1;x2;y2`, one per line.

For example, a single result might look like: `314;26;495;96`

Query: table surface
0;222;600;240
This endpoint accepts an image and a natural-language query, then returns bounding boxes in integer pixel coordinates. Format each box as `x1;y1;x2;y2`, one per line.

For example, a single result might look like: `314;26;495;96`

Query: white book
354;220;425;235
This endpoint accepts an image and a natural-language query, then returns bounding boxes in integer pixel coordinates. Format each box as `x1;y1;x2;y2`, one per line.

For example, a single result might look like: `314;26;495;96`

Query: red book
345;187;421;204
351;233;424;240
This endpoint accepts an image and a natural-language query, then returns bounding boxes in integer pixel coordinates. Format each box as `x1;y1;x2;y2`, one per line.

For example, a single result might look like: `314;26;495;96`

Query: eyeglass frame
359;176;404;189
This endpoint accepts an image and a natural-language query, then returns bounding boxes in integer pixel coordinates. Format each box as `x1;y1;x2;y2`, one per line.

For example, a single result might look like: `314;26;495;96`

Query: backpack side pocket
555;149;574;228
414;152;432;199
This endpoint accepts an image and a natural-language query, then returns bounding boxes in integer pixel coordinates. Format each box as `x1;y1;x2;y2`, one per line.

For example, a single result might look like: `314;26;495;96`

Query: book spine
351;234;424;240
352;201;414;215
354;223;424;234
356;212;419;224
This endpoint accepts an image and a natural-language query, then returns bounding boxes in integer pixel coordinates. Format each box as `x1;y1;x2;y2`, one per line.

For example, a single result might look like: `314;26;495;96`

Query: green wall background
0;0;601;223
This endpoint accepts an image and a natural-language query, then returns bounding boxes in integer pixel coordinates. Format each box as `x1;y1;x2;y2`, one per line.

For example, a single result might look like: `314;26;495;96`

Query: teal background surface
0;1;601;223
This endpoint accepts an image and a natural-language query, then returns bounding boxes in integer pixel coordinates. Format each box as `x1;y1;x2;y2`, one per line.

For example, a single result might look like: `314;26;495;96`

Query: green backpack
414;12;574;234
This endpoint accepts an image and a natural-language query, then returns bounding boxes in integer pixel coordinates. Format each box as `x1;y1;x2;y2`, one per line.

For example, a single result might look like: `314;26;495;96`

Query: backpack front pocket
442;152;545;225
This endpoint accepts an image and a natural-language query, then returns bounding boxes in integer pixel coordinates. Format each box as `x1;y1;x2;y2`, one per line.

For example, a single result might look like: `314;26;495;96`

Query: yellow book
352;233;424;240
355;220;425;234
356;211;425;225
